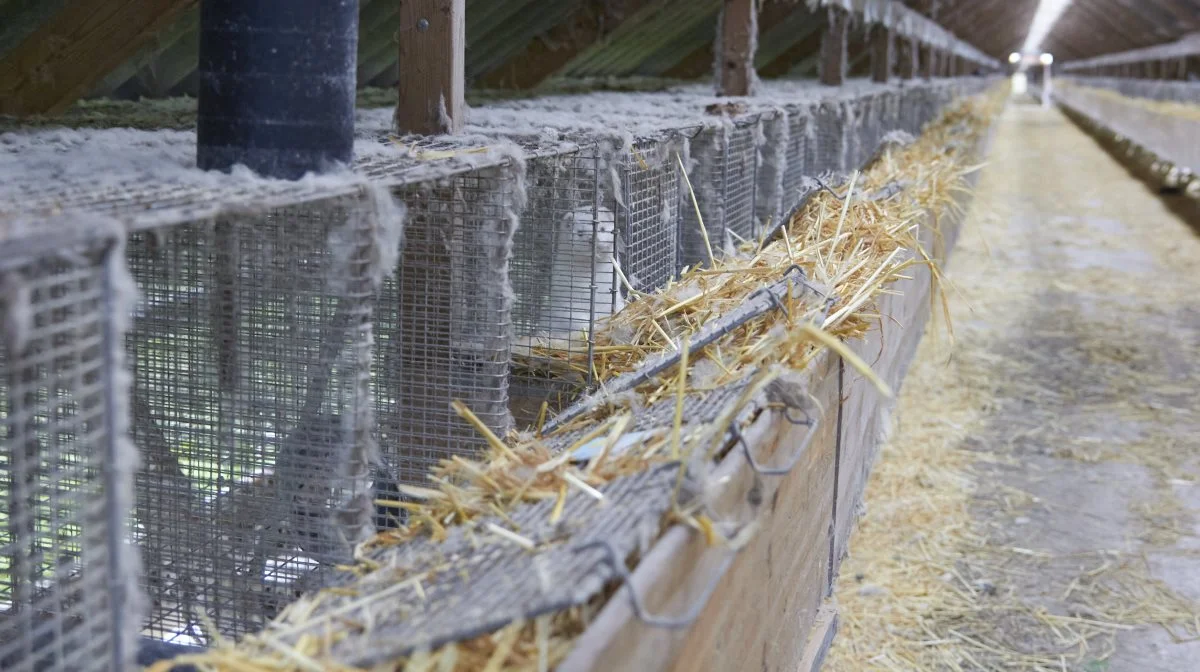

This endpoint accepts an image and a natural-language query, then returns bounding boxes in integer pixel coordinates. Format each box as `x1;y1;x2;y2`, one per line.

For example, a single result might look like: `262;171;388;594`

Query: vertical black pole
197;0;359;179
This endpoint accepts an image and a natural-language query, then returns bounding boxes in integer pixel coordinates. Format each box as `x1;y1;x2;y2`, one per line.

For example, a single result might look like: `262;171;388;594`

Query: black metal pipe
197;0;359;179
137;638;205;671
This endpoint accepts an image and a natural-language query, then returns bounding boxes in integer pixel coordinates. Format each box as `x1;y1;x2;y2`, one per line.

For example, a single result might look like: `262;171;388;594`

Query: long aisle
827;99;1200;671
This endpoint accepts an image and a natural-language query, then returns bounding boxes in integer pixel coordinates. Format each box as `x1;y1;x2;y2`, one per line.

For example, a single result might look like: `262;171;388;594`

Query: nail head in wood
396;0;466;136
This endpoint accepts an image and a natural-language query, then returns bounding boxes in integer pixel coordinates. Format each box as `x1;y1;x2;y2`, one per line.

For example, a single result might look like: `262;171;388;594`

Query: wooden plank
0;0;196;116
870;24;892;83
396;0;465;135
717;0;757;96
559;353;841;672
798;605;839;672
819;6;849;86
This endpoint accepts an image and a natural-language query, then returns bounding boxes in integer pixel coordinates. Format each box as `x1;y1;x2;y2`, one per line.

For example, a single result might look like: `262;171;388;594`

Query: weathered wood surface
819;6;849;86
799;604;840;672
396;0;466;135
717;0;758;96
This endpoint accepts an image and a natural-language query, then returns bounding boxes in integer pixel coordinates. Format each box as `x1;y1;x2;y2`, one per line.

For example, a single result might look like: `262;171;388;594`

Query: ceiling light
1040;53;1054;65
1009;52;1022;64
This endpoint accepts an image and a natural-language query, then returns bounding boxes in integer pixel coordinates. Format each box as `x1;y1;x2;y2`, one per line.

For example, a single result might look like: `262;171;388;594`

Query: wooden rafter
0;0;197;116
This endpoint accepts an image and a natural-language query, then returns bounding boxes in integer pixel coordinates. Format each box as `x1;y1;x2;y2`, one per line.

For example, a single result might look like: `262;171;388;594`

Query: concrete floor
828;99;1200;671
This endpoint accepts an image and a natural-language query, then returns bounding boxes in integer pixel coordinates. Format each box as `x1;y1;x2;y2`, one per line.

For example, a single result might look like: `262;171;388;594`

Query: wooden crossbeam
396;0;465;135
0;0;197;116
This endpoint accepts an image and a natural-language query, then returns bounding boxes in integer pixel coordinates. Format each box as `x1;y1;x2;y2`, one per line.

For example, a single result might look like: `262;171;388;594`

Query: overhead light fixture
1009;52;1022;64
1040;53;1054;65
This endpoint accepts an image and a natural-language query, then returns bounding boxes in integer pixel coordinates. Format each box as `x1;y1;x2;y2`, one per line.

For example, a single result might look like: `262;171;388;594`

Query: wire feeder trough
151;86;1007;671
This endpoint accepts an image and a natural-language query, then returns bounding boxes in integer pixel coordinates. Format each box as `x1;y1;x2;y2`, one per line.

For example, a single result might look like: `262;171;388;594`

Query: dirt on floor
826;98;1200;671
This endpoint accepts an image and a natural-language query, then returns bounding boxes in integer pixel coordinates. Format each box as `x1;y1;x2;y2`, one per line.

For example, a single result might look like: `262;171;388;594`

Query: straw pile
827;100;1200;671
155;87;1005;672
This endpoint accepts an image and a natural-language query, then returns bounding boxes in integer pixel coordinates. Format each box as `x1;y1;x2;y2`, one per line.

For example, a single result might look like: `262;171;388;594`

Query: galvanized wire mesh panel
782;109;813;212
1065;77;1200;105
621;139;682;295
127;195;381;642
510;138;681;427
812;102;846;175
755;111;790;234
510;148;612;425
0;223;138;672
376;168;518;484
897;86;931;135
680;120;761;268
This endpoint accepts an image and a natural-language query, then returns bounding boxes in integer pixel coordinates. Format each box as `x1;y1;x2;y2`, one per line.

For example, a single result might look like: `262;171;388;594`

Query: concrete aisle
827;99;1200;671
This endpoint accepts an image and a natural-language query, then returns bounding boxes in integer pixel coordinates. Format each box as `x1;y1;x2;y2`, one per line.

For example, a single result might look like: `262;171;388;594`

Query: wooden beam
898;36;917;80
396;0;465;135
0;0;196;116
870;24;892;83
819;6;848;86
717;0;757;96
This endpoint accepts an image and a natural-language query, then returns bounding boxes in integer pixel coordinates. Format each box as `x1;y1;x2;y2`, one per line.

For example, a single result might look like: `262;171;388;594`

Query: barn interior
1;1;1199;671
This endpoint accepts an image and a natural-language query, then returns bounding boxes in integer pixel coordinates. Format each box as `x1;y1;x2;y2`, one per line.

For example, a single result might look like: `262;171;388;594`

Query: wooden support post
717;0;758;96
396;0;465;135
898;37;916;80
870;24;892;83
921;43;935;80
0;0;196;116
819;6;848;86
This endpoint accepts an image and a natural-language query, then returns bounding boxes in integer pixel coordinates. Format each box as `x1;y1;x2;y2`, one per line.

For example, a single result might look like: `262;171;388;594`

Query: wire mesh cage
897;85;933;135
376;167;520;486
126;191;389;642
1066;77;1200;105
755;110;791;236
0;218;140;672
510;136;682;427
811;100;847;176
679;119;762;269
781;107;814;215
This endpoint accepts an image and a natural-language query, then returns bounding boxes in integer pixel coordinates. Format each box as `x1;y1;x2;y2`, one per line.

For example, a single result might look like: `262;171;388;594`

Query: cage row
0;80;984;669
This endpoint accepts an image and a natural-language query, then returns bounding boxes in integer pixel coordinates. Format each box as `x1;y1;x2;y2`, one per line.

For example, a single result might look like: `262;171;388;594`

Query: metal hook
812;176;848;201
781;263;808;281
781;406;814;426
750;287;790;319
730;415;821;477
573;538;735;630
